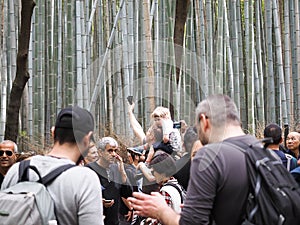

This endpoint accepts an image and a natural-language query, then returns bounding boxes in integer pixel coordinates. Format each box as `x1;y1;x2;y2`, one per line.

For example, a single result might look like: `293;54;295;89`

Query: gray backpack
0;160;75;225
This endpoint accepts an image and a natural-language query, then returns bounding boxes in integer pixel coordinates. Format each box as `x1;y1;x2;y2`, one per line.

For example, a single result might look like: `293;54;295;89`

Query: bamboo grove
0;0;300;150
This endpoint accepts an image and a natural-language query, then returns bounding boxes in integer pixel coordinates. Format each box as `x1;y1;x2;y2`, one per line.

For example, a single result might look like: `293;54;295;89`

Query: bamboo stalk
273;0;288;124
215;0;224;93
283;0;292;121
224;0;234;98
254;0;265;124
89;0;125;111
265;0;276;122
0;0;8;140
294;0;300;117
231;0;240;110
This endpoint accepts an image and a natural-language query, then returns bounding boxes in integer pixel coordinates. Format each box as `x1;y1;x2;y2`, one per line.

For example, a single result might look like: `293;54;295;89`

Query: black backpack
225;139;300;225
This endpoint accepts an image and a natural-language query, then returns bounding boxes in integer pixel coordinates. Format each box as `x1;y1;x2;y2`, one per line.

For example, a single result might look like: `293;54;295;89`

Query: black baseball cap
55;106;95;142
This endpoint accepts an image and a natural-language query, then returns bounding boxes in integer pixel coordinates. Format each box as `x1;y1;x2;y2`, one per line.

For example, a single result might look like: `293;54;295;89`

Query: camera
173;121;181;129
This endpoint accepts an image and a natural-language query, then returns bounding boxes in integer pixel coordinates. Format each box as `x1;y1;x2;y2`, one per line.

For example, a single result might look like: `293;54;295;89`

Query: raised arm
127;101;146;143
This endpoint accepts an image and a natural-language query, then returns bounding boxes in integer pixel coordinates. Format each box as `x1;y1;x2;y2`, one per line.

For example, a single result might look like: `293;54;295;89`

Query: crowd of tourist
0;94;300;225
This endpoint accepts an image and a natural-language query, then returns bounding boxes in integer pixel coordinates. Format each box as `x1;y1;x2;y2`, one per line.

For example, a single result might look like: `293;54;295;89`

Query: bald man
286;132;300;159
0;140;18;186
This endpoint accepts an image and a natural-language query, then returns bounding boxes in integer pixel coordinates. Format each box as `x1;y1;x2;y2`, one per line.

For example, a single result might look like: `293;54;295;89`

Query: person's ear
50;126;55;138
200;114;209;131
279;137;283;144
83;131;93;148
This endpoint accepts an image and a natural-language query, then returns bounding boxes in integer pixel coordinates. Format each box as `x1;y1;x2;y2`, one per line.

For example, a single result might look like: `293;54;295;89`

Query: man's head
127;146;143;164
149;152;176;183
53;106;95;159
196;94;241;145
286;132;300;151
145;124;163;144
97;137;119;165
264;123;282;145
0;140;18;175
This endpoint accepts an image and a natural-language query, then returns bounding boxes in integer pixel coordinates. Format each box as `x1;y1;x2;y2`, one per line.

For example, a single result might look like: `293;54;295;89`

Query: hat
149;152;176;176
127;145;144;155
55;106;95;141
153;141;174;155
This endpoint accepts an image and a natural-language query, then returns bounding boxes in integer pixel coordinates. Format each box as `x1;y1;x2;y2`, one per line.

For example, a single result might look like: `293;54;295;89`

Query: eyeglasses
0;150;13;157
107;148;118;153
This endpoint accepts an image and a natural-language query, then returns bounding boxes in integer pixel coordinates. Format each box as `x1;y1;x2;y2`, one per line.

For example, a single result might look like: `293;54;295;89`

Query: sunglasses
0;150;14;157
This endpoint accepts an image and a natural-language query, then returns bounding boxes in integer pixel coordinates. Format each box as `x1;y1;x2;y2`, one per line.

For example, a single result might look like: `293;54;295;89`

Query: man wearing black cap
1;106;103;225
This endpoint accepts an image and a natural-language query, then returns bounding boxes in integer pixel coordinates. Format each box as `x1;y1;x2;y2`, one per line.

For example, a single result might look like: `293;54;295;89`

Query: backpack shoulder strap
163;182;183;204
18;160;42;182
18;160;75;186
18;159;30;181
41;164;76;186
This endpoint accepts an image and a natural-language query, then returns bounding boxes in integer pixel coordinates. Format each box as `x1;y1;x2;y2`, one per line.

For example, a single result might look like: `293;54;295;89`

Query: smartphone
173;122;181;129
127;96;133;105
104;199;113;203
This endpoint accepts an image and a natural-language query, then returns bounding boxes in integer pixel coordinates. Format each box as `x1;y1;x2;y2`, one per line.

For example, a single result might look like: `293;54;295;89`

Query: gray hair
1;140;18;153
195;94;241;128
97;137;118;151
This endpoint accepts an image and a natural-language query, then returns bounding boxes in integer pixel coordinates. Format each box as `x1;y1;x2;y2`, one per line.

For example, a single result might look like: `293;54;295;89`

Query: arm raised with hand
127;101;146;143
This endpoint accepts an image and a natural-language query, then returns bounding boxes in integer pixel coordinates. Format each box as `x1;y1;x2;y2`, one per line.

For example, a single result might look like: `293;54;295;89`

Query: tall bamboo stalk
254;0;265;124
295;0;300;117
75;0;83;107
143;0;155;112
231;0;240;110
8;0;17;88
0;0;8;140
224;0;234;98
265;0;276;123
283;0;292;121
89;0;125;112
206;0;214;95
236;0;247;128
215;0;224;93
289;0;297;118
273;0;288;124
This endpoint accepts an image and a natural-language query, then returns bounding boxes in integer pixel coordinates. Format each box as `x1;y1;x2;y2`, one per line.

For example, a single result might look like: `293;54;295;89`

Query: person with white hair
86;137;133;225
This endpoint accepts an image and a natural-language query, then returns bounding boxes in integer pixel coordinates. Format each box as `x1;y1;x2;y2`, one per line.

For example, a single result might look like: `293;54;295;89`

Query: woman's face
85;146;99;163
